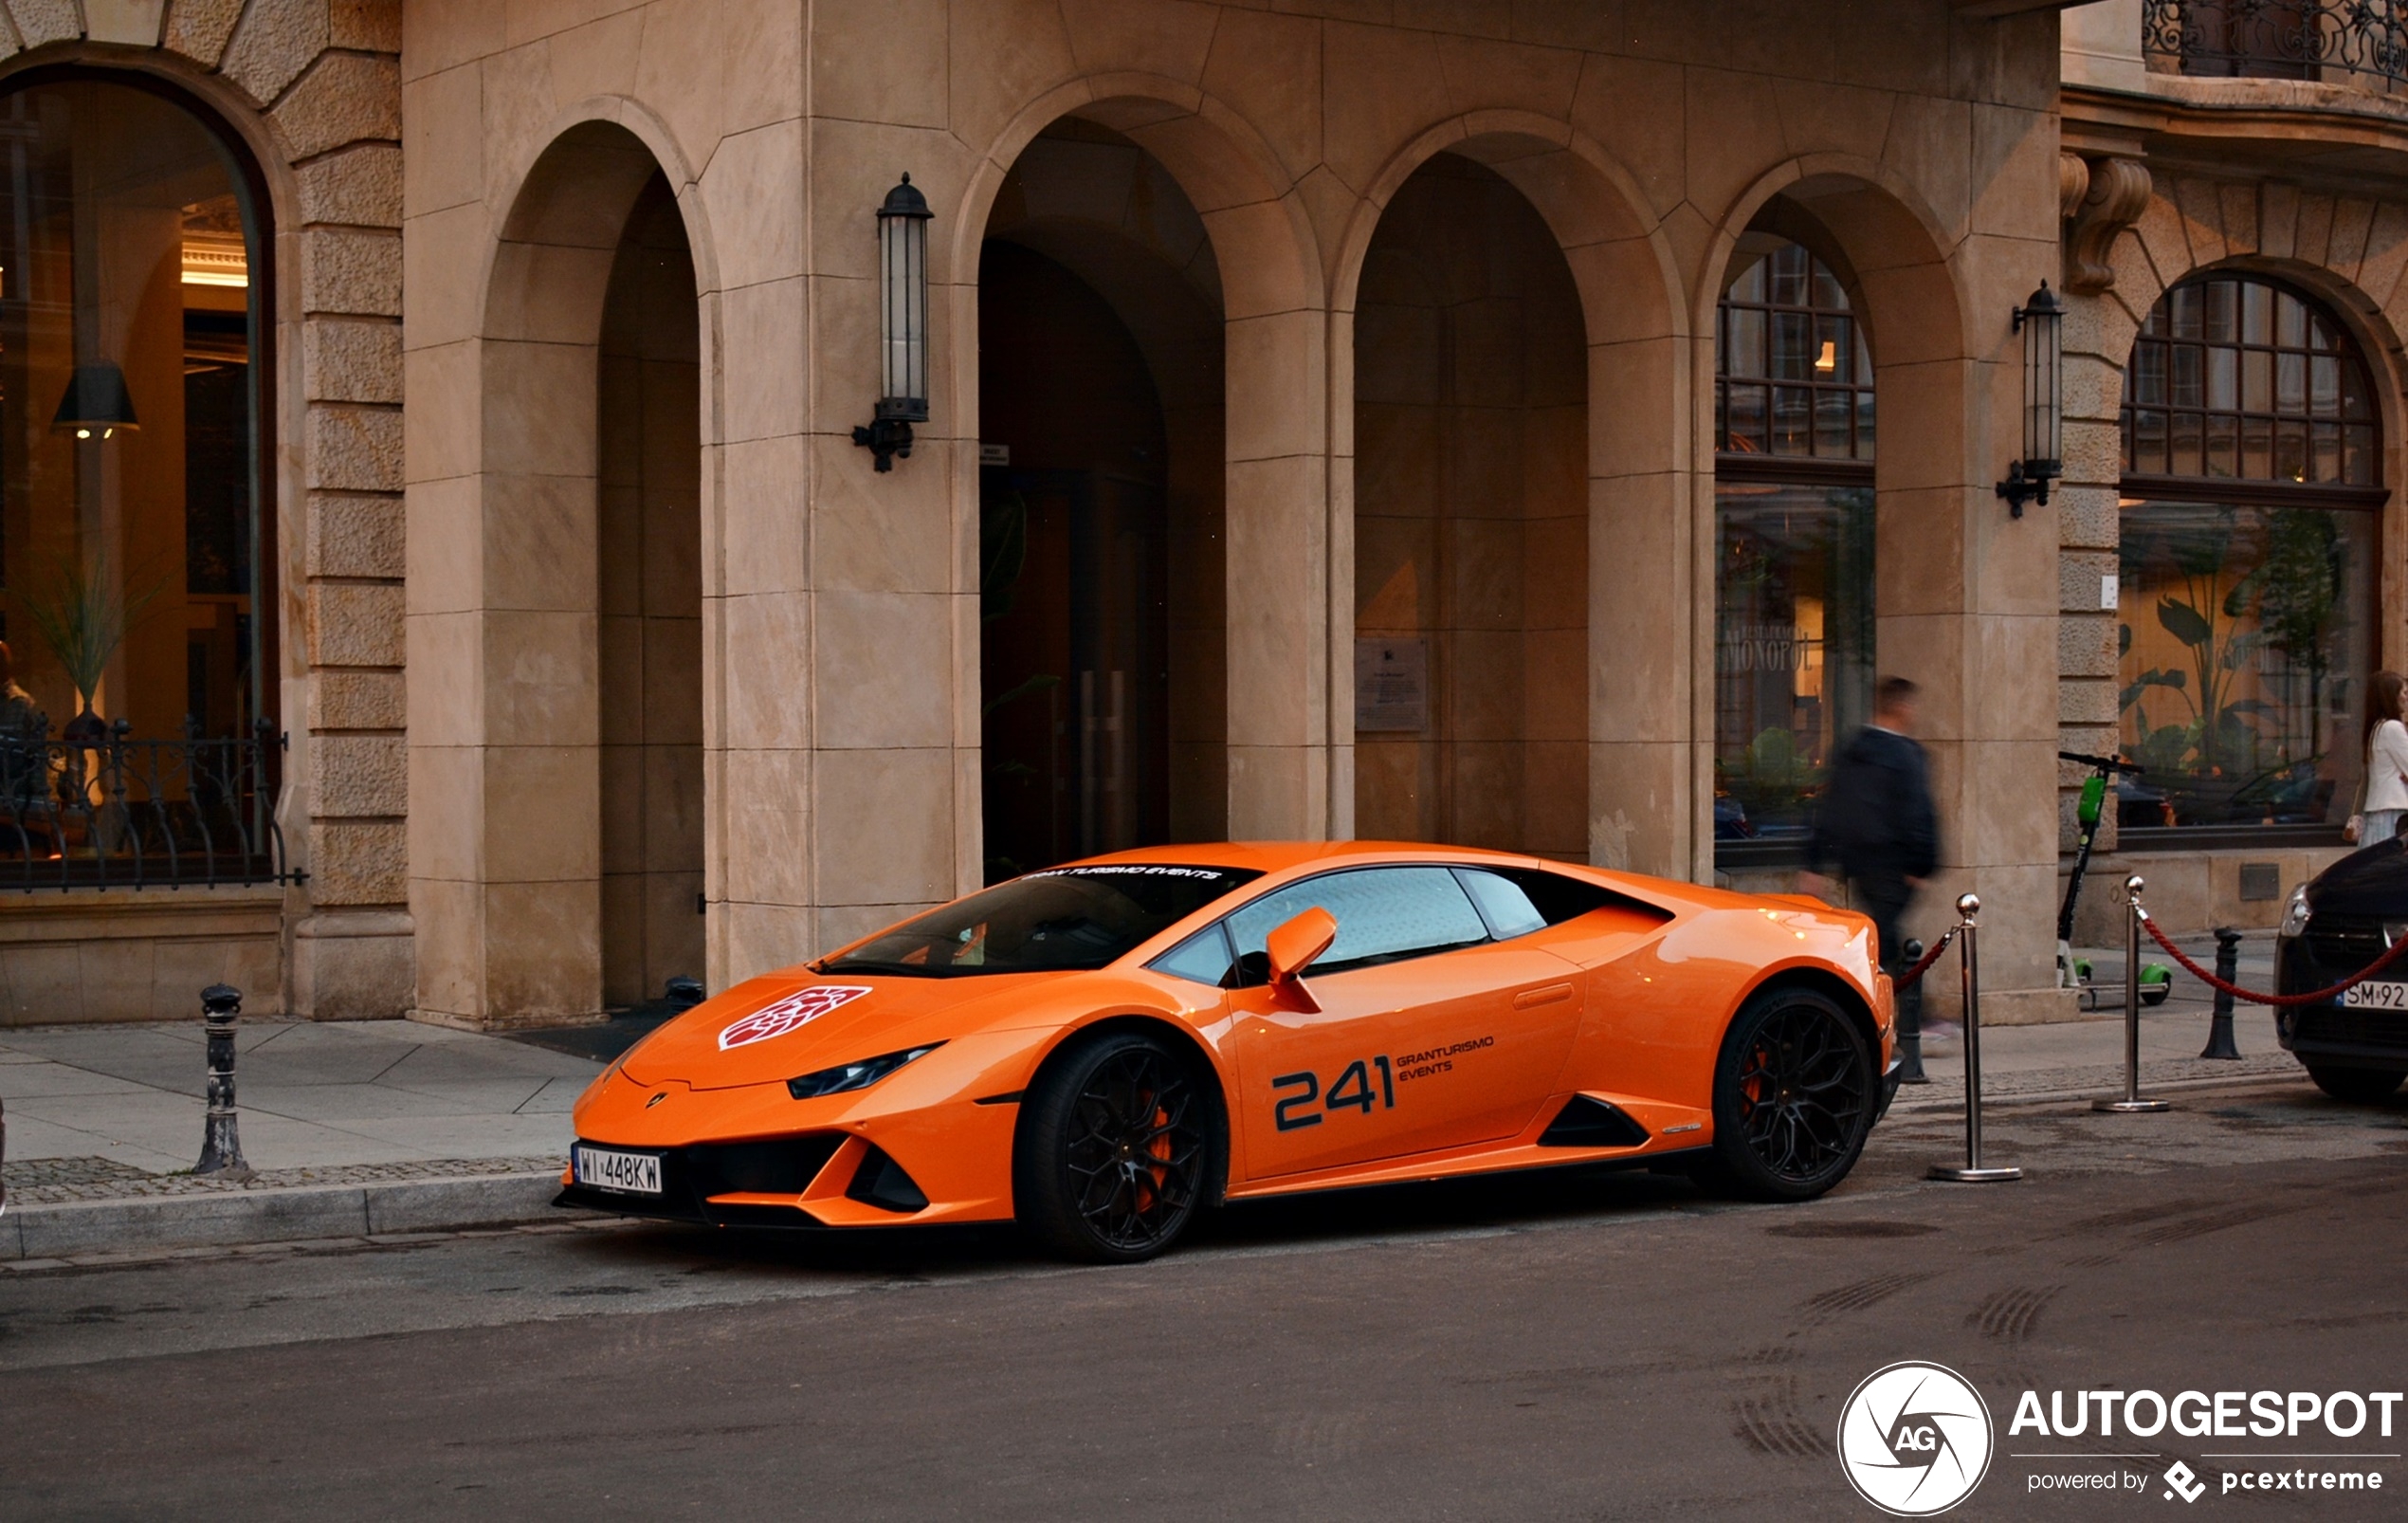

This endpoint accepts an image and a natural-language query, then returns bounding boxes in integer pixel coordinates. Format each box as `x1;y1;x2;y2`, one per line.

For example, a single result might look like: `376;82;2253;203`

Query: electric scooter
2057;749;2172;1010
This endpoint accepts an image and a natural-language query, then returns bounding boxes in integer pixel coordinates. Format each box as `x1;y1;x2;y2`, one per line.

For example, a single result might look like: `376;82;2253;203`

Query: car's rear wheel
2307;1064;2406;1104
1703;987;1876;1202
1014;1030;1208;1263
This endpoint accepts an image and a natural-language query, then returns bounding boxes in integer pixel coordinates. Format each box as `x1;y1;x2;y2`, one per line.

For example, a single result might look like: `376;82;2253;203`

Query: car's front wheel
2307;1064;2406;1104
1703;986;1876;1202
1013;1030;1209;1262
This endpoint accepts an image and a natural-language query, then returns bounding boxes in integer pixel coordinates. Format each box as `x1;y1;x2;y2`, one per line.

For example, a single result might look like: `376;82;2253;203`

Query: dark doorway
978;241;1170;881
596;173;702;1007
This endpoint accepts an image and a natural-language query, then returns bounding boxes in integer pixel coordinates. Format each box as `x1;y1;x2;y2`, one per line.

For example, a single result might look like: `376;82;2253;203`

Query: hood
2308;835;2408;918
620;971;1059;1091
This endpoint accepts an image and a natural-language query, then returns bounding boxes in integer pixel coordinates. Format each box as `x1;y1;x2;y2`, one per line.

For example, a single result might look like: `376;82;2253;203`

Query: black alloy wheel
1014;1030;1209;1262
2307;1064;2406;1105
1703;987;1876;1201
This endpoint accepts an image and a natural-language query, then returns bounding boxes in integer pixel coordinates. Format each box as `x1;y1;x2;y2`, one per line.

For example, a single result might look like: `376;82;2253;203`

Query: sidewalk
1;1018;606;1261
1894;927;2303;1110
0;938;2329;1262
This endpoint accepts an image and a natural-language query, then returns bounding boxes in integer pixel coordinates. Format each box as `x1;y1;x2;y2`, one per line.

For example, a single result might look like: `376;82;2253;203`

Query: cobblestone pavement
0;1153;561;1206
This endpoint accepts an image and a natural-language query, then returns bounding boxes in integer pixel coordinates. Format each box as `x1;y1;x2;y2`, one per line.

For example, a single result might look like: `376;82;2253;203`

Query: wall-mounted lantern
852;174;932;472
1996;281;2062;518
51;361;139;441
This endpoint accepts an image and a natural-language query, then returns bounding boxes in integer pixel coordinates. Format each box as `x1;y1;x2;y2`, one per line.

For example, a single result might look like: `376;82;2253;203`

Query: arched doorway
412;121;706;1028
1351;152;1588;859
976;119;1226;880
596;174;702;1008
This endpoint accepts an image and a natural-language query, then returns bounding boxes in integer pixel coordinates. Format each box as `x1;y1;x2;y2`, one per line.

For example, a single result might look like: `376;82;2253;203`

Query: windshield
821;865;1262;978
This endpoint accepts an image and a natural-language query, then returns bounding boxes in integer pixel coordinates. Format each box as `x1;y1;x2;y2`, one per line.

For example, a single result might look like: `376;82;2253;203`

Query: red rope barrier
2137;907;2408;1007
1891;926;1959;993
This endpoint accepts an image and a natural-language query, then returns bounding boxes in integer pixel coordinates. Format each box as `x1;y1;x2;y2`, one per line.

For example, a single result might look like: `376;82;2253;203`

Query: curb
2;1171;570;1261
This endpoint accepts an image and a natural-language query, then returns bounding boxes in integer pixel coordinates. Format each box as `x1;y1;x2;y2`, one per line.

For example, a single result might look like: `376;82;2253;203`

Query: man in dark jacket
1808;676;1942;1071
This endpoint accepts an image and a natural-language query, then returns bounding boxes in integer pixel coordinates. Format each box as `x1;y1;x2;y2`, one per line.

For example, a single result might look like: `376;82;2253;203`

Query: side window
1150;923;1235;987
1224;867;1490;982
1453;869;1547;940
1486;867;1645;928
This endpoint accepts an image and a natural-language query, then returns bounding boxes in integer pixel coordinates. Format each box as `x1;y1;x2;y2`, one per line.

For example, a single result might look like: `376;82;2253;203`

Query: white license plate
2342;981;2408;1011
575;1145;662;1194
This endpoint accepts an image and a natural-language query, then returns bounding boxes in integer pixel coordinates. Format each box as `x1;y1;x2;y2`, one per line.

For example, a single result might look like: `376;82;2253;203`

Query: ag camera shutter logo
1837;1362;1996;1515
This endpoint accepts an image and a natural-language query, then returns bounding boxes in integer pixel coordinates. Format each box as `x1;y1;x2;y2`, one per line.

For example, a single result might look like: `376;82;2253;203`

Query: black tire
1013;1029;1210;1263
1702;987;1877;1202
2307;1065;2406;1104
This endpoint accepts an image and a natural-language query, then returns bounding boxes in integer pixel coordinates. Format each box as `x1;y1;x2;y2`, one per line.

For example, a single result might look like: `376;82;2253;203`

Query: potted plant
9;548;160;744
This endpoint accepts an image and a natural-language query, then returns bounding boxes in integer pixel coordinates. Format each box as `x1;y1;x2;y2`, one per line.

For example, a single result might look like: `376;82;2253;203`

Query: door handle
1513;983;1574;1009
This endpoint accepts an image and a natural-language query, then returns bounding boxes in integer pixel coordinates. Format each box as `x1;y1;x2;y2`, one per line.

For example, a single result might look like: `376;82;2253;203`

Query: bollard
1928;894;2021;1183
1895;938;1928;1084
665;975;705;1011
2200;927;2242;1060
2095;875;2172;1112
193;983;252;1179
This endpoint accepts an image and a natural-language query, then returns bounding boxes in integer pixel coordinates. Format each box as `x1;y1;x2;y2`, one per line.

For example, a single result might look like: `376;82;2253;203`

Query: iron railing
2143;0;2408;93
0;717;296;891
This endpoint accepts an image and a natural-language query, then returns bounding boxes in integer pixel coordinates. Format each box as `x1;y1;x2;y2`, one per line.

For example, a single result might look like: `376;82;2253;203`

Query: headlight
2277;884;2311;939
787;1043;943;1100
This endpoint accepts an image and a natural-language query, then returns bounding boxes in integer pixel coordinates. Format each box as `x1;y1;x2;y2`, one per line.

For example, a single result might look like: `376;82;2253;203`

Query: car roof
1066;841;1559;874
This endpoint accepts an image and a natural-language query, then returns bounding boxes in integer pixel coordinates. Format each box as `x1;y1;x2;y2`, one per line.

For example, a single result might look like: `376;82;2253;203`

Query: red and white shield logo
717;985;872;1051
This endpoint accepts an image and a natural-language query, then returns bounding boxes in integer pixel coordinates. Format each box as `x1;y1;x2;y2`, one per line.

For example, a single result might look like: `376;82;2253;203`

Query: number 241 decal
1271;1057;1396;1130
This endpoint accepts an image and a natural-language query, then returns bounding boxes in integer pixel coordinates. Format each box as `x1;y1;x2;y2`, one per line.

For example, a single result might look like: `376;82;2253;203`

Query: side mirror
1265;907;1337;1010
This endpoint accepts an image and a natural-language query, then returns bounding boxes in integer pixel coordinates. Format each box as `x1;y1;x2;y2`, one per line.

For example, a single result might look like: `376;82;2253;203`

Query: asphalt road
3;1080;2404;1521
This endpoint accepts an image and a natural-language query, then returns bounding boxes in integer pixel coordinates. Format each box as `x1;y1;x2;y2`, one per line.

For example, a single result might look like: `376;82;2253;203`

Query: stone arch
410;116;714;1027
2085;239;2408;486
978;119;1229;863
952;77;1332;849
0;39;413;1020
1702;159;2061;1000
1335;115;1691;872
2086;241;2408;741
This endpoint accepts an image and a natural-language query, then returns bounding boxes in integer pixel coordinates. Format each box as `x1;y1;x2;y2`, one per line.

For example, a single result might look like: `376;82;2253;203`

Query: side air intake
1538;1095;1649;1148
846;1145;930;1213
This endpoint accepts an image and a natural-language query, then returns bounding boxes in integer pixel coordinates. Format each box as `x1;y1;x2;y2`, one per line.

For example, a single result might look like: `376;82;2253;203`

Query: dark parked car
2273;839;2408;1103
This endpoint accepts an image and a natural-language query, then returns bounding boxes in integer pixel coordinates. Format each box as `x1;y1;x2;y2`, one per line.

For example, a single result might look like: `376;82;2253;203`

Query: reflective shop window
0;80;270;743
1713;236;1877;861
2117;275;2384;837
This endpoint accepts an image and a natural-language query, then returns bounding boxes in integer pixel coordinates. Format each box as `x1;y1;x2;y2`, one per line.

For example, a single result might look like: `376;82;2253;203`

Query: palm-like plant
9;548;162;724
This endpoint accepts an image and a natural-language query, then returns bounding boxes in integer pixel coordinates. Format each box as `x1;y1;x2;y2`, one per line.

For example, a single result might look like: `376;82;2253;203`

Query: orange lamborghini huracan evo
557;842;1900;1261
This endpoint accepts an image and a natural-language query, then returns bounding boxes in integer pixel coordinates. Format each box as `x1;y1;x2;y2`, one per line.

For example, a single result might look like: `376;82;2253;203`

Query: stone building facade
13;0;2381;1032
0;0;405;1022
2058;0;2408;939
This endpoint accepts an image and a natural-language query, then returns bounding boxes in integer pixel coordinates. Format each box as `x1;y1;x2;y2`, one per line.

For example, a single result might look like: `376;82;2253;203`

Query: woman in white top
2355;670;2408;845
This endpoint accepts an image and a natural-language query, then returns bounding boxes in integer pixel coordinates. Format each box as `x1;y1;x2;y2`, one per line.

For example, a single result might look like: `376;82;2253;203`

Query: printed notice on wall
1355;638;1429;733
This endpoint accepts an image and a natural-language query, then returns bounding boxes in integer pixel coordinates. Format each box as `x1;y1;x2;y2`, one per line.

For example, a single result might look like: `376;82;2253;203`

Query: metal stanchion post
193;982;252;1179
2096;875;2171;1112
1928;894;2021;1183
2200;927;2242;1060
